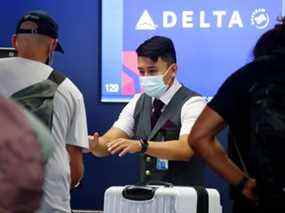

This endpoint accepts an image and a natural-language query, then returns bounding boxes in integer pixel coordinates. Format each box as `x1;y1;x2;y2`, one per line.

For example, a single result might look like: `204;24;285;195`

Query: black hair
253;17;285;58
136;36;177;65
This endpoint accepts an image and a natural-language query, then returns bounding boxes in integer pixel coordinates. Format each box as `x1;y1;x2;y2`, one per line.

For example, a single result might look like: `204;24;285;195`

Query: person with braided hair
188;17;285;213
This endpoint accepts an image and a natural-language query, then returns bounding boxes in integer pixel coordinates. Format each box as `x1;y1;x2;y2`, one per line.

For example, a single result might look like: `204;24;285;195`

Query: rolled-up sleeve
113;94;141;137
180;96;207;136
53;79;89;151
66;93;89;150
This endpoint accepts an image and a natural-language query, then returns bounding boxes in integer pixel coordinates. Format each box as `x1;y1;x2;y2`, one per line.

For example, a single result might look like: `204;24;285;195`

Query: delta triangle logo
136;10;158;30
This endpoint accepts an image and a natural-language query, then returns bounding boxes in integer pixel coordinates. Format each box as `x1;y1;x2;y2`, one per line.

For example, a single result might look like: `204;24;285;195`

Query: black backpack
248;73;285;199
10;70;65;130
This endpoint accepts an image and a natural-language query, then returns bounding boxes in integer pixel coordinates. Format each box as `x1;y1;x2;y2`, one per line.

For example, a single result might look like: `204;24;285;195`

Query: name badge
156;159;169;171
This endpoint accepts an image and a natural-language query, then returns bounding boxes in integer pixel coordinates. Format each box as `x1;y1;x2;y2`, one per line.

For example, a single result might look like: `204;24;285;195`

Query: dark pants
232;194;285;213
232;195;258;213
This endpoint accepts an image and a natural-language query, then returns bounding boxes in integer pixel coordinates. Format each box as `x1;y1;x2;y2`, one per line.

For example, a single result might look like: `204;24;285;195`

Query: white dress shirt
113;79;206;138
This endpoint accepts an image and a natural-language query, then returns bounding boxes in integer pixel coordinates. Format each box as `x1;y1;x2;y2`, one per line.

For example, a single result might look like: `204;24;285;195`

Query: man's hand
88;132;110;157
242;178;258;202
88;128;130;157
88;132;99;153
107;138;142;157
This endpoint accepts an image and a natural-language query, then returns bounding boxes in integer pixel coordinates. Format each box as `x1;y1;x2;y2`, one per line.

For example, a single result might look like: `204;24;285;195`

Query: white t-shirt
113;79;206;137
0;57;89;212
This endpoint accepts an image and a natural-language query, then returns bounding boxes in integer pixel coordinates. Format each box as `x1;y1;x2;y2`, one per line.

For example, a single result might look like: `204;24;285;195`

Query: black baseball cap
16;11;64;53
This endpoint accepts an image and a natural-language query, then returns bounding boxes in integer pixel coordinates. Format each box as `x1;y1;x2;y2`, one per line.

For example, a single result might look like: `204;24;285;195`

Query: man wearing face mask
90;36;206;186
0;11;89;212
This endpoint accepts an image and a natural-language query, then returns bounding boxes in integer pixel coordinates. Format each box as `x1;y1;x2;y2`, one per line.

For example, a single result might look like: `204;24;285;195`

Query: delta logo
136;8;270;30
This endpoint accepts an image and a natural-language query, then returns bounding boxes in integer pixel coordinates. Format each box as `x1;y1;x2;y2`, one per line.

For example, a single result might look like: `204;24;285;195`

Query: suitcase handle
122;185;156;201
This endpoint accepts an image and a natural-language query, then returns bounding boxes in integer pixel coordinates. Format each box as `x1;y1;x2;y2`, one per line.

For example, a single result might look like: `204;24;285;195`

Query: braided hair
253;17;285;58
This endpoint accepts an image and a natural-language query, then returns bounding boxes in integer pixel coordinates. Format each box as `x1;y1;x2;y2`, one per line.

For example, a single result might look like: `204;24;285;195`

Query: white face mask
140;75;168;98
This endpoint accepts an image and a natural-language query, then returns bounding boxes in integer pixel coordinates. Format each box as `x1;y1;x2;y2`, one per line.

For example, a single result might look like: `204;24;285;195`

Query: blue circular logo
251;8;270;29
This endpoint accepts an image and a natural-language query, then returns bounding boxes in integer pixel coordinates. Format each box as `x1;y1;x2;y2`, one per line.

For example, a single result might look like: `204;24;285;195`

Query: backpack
248;72;285;199
10;70;65;130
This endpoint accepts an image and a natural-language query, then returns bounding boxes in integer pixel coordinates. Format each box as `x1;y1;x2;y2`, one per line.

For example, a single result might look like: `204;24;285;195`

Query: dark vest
134;86;205;186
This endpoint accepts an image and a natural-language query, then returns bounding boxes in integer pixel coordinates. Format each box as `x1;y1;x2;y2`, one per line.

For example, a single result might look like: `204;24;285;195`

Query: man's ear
49;38;57;52
12;34;18;49
171;63;178;77
167;63;177;79
163;63;177;86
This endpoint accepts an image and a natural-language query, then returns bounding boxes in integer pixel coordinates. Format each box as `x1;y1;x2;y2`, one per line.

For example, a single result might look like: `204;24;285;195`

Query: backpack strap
11;70;66;130
47;70;66;85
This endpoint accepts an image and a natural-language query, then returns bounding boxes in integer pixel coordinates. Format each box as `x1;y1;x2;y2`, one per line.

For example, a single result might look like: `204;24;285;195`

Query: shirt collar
17;57;53;72
158;79;182;105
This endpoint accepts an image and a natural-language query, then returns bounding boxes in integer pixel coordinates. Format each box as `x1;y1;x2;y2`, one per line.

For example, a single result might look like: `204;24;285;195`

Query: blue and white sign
102;0;283;102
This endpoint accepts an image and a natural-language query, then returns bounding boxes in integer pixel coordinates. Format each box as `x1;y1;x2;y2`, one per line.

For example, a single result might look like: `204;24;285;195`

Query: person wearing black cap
89;36;206;186
0;11;89;212
14;10;64;63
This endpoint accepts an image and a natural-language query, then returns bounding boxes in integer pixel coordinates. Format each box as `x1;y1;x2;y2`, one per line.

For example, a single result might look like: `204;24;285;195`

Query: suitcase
103;183;222;213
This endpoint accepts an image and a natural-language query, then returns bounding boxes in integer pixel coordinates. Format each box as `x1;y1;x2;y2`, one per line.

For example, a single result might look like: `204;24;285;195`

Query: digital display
101;0;283;102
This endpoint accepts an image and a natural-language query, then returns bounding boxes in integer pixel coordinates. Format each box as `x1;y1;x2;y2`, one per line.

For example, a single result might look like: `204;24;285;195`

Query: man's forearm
193;137;245;184
66;145;84;188
145;139;193;161
70;163;83;188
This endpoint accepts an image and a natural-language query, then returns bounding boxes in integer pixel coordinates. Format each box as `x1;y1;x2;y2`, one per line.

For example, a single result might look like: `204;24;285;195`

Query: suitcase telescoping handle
122;180;173;201
122;181;173;201
122;185;156;201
